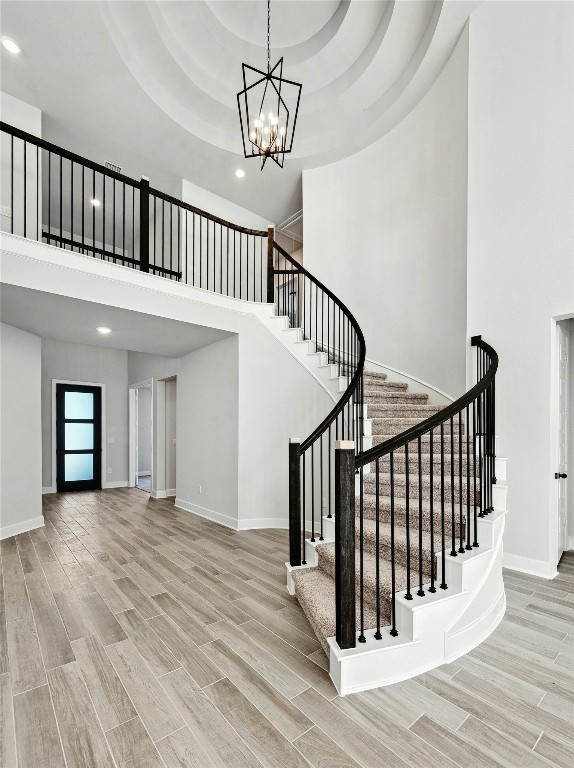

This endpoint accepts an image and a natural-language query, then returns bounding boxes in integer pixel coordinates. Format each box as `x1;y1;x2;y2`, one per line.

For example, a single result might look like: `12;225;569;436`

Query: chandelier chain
267;0;271;73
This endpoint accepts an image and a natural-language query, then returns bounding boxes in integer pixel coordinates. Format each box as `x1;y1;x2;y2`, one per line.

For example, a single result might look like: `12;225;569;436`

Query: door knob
555;473;568;479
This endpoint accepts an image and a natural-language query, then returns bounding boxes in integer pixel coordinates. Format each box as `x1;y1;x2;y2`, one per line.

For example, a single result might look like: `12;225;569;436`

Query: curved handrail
273;242;366;452
356;336;498;467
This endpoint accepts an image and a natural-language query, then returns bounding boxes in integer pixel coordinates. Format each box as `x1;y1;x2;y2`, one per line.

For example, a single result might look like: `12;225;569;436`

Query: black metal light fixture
237;0;302;170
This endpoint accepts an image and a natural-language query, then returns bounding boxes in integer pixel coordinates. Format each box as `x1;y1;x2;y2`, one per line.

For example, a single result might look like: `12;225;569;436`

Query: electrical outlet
197;485;202;494
107;468;112;474
0;205;11;217
322;497;327;508
172;438;177;445
107;437;114;444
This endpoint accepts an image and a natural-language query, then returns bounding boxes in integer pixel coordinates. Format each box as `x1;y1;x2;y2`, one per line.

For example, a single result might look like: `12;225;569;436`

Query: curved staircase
286;343;506;695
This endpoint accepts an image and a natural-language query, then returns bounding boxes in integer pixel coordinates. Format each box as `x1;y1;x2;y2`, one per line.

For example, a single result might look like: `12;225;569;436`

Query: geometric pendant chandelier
237;0;302;170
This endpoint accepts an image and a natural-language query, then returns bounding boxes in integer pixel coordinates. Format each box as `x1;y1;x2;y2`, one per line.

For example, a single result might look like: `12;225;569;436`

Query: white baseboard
568;537;574;551
174;498;239;529
103;480;129;489
503;551;558;579
166;489;176;497
237;517;289;530
151;489;176;499
1;515;45;540
42;486;56;494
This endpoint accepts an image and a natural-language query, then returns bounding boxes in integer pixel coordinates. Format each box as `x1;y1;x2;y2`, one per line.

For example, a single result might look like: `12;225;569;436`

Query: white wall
1;91;42;237
41;339;129;489
0;323;43;537
467;1;574;575
137;386;152;474
182;179;271;232
303;28;469;397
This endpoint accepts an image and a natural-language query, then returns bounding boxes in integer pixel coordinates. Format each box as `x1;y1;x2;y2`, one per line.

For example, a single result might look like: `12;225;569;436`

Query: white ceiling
0;284;232;356
0;1;477;224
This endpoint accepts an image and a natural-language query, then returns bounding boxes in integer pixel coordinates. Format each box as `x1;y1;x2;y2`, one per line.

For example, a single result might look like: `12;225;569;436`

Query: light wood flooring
1;488;573;768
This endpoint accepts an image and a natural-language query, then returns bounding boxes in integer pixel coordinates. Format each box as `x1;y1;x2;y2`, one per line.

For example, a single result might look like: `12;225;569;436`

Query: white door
557;324;569;560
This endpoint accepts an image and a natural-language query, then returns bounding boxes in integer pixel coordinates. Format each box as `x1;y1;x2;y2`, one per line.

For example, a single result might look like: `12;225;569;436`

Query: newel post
335;440;356;650
289;438;302;567
267;226;275;304
139;175;150;273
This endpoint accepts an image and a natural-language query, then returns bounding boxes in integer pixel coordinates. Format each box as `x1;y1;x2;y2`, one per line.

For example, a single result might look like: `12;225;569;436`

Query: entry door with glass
56;384;102;492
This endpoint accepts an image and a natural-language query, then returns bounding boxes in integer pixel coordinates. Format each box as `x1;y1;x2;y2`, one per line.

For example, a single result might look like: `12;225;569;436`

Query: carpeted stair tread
292;568;378;655
366;404;444;418
361;493;471;536
363;472;481;505
364;392;430;404
359;518;434;574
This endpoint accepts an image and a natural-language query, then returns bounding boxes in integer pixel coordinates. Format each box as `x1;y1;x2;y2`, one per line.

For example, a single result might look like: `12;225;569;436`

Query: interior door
56;384;102;492
557;325;569;559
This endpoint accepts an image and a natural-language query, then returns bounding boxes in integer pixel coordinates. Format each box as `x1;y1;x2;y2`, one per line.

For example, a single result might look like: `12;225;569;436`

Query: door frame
129;379;153;490
51;379;106;492
550;315;573;565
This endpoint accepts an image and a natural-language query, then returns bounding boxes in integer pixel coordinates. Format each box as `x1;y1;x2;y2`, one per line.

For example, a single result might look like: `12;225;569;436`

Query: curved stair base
288;509;506;696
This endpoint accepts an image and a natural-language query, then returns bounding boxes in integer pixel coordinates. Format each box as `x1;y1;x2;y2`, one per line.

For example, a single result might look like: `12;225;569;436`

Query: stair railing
334;336;498;649
272;241;366;567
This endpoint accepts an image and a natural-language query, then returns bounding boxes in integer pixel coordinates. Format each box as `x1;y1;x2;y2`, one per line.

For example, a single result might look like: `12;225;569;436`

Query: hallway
1;489;573;768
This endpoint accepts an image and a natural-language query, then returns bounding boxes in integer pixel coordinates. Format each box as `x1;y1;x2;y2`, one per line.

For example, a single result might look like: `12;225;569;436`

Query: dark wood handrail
272;241;366;453
355;336;498;468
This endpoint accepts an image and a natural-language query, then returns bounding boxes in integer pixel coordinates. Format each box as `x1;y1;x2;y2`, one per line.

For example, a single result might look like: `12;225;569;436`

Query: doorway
130;382;153;493
555;319;572;561
56;383;102;492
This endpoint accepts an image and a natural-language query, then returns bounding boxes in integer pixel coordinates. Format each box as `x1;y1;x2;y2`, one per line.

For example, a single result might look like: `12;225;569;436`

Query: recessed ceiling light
90;198;101;207
1;37;21;55
235;169;245;178
96;327;112;335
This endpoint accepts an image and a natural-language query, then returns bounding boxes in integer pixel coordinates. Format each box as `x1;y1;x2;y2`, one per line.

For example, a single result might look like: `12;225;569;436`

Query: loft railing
332;336;498;649
0;122;270;291
271;242;365;566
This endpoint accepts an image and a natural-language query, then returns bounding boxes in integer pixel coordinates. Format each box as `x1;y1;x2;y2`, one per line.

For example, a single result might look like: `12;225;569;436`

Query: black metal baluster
310;444;315;543
390;452;398;635
185;211;188;283
10;136;14;234
48;150;52;244
440;422;447;589
71;161;74;251
429;428;436;592
102;173;105;259
199;215;203;287
111;176;114;260
374;458;381;639
93;170;96;259
220;223;223;294
405;442;412;600
458;410;465;553
319;435;324;541
36;146;39;241
417;435;425;596
302;453;307;564
132;185;135;267
359;460;365;643
478;390;484;518
450;418;457;556
466;405;472;550
328;424;332;518
23;141;27;238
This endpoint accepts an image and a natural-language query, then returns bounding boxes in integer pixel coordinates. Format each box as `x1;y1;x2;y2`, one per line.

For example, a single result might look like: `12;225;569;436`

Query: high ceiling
0;1;477;224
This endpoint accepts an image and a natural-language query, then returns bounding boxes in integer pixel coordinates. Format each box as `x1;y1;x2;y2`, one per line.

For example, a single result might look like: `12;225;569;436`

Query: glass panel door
56;384;102;492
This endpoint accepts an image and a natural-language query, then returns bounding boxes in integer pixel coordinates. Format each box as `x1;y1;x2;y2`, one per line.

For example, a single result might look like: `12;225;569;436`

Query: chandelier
237;0;302;170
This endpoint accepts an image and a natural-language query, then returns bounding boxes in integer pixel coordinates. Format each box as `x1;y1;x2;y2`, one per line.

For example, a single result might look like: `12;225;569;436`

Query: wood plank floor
1;488;573;768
